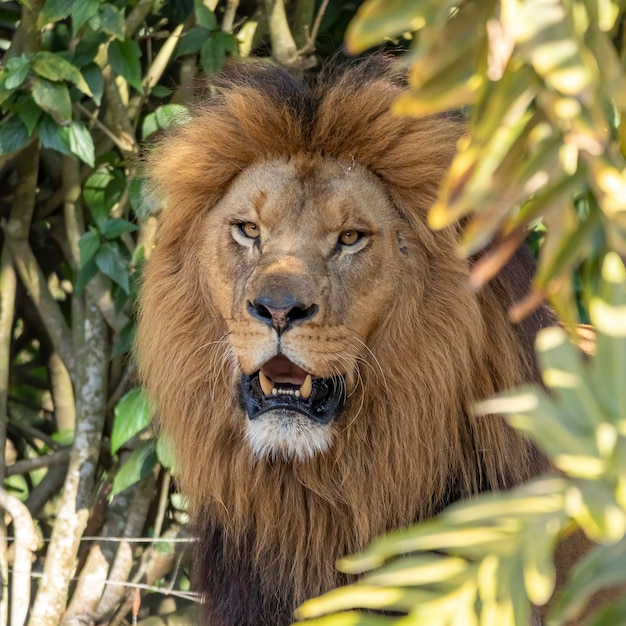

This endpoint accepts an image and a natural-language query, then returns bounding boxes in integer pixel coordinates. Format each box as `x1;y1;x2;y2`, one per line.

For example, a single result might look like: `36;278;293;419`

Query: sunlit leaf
5;54;31;90
141;103;190;140
99;3;125;40
345;0;454;54
110;441;157;498
68;120;95;166
32;51;93;96
111;388;152;455
32;77;72;125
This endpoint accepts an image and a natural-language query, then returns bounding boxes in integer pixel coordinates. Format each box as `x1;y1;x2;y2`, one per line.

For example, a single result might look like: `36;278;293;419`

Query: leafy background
1;0;625;625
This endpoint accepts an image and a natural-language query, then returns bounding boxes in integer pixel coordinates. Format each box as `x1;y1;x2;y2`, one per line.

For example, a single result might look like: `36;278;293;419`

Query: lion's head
137;57;554;625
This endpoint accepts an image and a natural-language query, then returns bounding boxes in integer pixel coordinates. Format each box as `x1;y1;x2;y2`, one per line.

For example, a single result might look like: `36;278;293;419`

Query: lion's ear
396;231;410;257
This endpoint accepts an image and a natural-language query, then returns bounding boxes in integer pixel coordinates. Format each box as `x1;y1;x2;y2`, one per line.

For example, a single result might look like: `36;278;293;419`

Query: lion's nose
248;296;318;333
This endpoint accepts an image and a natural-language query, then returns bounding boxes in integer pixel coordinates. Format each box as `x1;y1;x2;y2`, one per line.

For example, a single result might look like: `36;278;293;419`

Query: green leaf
345;0;451;54
73;32;108;67
0;116;29;157
4;474;28;500
71;0;100;34
214;31;238;54
100;218;138;240
0;80;15;108
16;97;43;136
95;242;130;292
75;256;98;294
108;38;143;93
38;114;72;156
67;120;95;166
113;281;129;313
39;0;75;25
5;54;31;90
294;613;395;626
200;35;226;75
81;63;104;106
111;388;152;454
32;51;93;96
176;26;210;57
194;0;217;30
112;321;135;357
151;85;173;98
100;3;125;40
142;103;190;140
31;77;72;125
110;441;157;497
78;229;101;268
155;103;190;128
156;435;176;470
83;167;126;226
549;537;626;624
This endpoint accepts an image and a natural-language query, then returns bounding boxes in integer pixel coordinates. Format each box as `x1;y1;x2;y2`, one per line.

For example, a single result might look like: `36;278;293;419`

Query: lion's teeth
300;374;312;400
259;370;273;397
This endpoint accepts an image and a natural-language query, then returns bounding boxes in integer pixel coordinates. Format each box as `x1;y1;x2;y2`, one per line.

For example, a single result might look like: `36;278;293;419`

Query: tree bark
0;488;38;626
27;296;108;626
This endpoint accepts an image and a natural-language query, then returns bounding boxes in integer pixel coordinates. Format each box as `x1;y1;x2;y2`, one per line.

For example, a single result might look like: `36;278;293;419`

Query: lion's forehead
214;156;397;234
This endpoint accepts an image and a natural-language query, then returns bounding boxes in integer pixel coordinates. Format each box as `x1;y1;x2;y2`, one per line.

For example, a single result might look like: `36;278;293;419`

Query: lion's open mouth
239;354;346;424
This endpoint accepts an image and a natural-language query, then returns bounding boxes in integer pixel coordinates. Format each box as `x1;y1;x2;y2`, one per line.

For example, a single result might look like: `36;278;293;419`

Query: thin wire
9;568;201;602
6;536;196;543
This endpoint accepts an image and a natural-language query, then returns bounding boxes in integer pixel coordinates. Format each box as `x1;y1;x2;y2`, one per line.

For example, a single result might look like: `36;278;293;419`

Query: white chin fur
245;411;334;462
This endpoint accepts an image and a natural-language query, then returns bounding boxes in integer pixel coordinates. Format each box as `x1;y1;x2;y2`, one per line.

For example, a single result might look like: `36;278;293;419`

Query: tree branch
28;296;108;626
6;449;71;477
0;488;39;626
265;0;299;66
125;0;156;38
222;0;240;33
294;0;315;49
3;235;75;378
0;247;16;626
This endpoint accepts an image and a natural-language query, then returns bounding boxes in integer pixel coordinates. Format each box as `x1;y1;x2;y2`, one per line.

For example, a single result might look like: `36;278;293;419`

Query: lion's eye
238;222;260;239
338;230;364;246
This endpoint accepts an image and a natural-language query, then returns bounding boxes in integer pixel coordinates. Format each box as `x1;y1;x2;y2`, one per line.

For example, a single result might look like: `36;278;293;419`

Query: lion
137;57;562;625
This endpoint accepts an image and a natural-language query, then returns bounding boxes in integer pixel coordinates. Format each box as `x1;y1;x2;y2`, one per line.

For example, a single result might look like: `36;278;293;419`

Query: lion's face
200;155;415;461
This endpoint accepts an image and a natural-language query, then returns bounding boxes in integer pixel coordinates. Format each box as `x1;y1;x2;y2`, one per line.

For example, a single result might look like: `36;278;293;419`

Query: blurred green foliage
297;1;626;624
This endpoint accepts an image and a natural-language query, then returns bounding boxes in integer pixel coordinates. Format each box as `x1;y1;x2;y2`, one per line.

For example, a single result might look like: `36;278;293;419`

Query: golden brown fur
137;58;556;625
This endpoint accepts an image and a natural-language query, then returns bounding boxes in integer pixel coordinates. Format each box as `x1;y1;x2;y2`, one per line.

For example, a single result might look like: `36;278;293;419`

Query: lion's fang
300;374;312;400
259;370;273;396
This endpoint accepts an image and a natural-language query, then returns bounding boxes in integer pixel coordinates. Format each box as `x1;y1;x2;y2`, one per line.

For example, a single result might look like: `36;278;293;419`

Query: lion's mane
137;57;556;625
